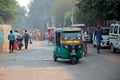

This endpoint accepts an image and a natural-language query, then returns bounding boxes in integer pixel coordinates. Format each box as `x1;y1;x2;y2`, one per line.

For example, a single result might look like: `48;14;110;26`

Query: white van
109;23;120;53
92;27;110;47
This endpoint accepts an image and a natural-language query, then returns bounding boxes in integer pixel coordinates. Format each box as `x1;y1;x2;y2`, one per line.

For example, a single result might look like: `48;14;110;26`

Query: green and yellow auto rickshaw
53;27;83;64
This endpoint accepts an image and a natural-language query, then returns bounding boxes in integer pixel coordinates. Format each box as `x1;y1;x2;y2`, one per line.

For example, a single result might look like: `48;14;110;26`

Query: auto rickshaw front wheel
53;55;57;62
71;56;77;65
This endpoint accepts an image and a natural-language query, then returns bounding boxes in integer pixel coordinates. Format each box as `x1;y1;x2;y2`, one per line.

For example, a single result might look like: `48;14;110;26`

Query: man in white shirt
82;27;88;57
13;30;23;49
13;30;22;40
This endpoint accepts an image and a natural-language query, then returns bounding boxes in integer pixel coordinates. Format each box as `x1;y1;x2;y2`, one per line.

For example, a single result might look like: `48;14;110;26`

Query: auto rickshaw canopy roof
47;27;56;30
56;27;81;32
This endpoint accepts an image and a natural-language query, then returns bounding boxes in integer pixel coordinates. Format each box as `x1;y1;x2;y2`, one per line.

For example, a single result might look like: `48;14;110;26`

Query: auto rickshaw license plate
71;53;76;55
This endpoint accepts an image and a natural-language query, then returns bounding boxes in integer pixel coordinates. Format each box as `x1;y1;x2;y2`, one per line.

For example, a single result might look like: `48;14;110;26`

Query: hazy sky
16;0;31;7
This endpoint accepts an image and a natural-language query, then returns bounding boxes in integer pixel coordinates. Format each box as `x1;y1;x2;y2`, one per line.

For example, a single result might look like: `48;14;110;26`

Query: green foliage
51;0;73;27
74;7;87;24
27;0;54;31
12;6;27;29
0;0;18;24
76;0;120;25
64;11;72;27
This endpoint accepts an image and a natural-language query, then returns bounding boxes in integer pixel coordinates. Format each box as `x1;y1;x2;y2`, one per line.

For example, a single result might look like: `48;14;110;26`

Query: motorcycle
16;36;23;50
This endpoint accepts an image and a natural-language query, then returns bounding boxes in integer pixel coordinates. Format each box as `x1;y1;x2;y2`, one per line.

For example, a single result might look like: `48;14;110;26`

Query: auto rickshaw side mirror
78;36;81;39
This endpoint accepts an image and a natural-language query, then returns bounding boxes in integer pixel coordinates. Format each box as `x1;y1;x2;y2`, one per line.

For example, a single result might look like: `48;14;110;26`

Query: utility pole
71;0;75;27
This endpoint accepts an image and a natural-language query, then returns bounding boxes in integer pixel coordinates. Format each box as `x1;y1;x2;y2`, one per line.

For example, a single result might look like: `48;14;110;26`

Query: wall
0;24;11;53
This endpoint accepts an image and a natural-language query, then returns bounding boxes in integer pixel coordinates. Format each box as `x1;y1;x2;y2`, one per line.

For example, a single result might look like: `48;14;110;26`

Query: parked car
109;23;120;53
92;27;110;47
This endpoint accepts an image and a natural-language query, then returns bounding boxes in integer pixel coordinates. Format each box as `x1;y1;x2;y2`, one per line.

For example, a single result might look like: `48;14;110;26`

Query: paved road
0;40;120;80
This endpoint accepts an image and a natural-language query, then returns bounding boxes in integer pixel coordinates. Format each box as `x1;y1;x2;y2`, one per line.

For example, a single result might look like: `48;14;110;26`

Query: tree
0;0;18;24
76;0;120;26
64;11;72;27
51;0;73;27
12;6;27;29
74;7;88;24
27;0;54;31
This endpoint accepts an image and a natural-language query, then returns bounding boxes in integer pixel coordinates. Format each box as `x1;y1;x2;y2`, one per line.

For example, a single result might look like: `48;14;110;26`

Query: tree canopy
27;0;54;31
64;11;72;27
76;0;120;26
51;0;73;27
12;6;27;29
0;0;18;24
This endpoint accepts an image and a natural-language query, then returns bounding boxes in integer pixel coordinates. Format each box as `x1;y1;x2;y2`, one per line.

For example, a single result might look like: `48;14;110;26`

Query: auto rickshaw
53;27;83;64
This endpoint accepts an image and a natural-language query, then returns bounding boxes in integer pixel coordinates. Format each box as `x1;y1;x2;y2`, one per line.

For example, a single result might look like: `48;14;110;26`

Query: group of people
82;24;102;57
8;30;31;53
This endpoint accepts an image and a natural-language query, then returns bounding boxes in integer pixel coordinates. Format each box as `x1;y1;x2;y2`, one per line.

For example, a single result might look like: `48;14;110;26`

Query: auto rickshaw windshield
62;31;81;40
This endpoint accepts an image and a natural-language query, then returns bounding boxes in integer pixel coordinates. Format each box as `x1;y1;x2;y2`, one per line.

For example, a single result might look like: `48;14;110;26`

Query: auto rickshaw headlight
78;45;81;48
65;45;68;48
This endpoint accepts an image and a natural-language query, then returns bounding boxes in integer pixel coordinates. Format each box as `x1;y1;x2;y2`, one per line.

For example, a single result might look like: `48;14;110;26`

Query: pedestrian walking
29;32;32;44
95;25;102;53
82;27;88;57
23;30;30;49
47;30;52;45
8;30;15;53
